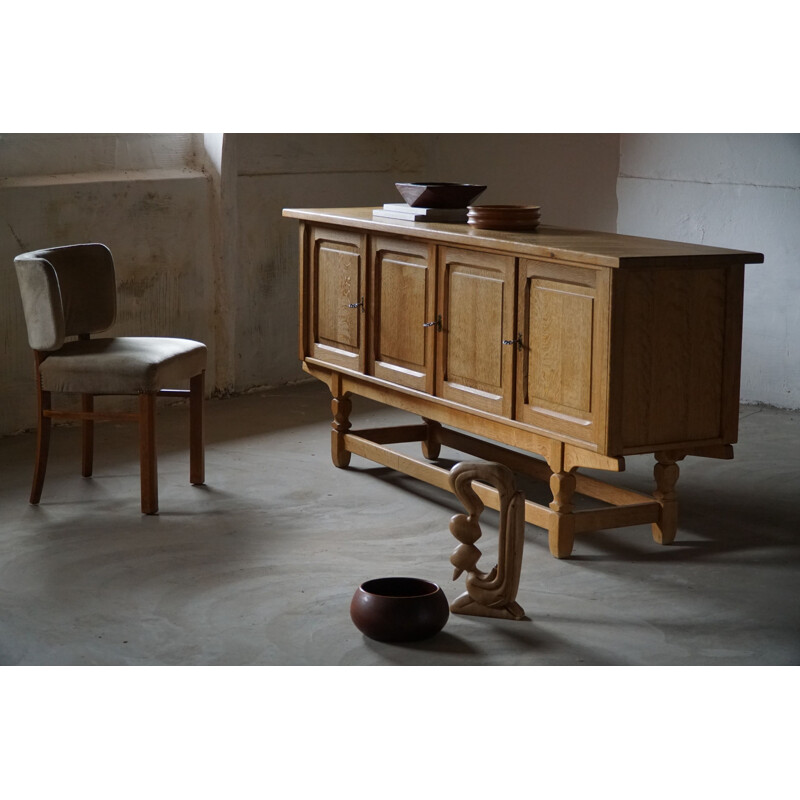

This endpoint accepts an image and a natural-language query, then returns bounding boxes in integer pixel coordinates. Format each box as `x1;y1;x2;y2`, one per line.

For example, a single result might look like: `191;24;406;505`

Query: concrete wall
233;134;428;391
617;133;800;409
5;131;795;440
425;133;619;231
0;134;217;435
234;132;620;392
0;132;618;436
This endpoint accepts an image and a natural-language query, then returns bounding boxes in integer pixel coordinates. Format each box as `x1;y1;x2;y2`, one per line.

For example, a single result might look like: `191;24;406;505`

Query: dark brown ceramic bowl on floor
395;182;487;208
350;577;449;643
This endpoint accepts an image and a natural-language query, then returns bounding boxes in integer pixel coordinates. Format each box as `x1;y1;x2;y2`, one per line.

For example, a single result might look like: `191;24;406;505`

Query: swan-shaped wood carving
448;462;526;620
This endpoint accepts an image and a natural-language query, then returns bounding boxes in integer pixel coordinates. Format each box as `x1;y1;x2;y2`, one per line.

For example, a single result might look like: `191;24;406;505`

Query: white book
373;205;467;222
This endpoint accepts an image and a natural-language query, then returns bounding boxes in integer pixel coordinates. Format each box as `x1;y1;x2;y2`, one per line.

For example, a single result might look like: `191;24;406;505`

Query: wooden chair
13;243;207;514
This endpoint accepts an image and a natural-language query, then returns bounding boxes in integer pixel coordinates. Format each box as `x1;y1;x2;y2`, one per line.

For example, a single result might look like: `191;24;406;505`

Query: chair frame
16;243;206;515
30;339;205;515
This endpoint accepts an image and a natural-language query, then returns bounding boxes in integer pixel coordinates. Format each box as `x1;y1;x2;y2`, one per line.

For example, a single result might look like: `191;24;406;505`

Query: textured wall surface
234;132;621;392
426;133;620;231
4;132;794;436
1;134;214;435
234;134;429;390
617;133;800;409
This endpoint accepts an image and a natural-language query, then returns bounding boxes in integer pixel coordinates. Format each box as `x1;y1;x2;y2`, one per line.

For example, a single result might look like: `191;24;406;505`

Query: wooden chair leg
30;387;52;505
81;394;94;477
139;393;158;514
189;372;205;485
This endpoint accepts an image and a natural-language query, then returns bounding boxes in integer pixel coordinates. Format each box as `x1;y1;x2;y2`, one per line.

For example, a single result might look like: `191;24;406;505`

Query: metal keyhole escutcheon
502;333;523;351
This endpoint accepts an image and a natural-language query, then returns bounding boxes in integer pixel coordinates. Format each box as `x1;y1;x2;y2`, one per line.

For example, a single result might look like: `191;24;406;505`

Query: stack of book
372;203;468;223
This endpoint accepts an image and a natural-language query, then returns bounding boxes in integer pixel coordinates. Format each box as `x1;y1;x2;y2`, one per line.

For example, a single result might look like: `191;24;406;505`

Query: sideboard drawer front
309;228;366;371
517;260;610;449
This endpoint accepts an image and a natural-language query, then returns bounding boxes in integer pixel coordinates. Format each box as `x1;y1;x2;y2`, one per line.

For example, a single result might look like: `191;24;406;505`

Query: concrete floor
1;380;798;666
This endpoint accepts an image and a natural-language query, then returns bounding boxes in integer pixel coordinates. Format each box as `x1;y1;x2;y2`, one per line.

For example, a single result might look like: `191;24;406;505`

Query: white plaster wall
617;133;800;409
0;134;215;435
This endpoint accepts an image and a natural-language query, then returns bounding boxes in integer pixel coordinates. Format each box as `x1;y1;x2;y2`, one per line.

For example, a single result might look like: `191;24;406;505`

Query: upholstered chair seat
38;337;208;395
13;242;207;514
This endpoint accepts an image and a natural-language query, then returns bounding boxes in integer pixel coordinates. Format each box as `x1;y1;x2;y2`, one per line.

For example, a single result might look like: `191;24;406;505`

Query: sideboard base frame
307;360;732;559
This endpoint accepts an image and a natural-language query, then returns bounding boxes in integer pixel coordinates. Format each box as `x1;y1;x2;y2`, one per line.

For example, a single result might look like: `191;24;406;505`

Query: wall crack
618;174;800;191
7;222;24;251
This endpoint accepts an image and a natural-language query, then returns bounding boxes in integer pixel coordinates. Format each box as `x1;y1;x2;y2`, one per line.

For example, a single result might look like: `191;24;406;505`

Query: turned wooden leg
30;387;52;505
189;372;205;485
331;392;352;468
139;393;158;515
652;452;681;544
548;469;577;558
81;394;94;477
421;417;442;460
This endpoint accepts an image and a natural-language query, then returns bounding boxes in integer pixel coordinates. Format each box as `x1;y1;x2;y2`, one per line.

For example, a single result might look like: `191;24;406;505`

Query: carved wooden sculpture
449;462;526;620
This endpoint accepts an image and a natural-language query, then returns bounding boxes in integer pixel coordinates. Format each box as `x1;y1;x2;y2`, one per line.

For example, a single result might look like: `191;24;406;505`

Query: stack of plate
467;205;541;231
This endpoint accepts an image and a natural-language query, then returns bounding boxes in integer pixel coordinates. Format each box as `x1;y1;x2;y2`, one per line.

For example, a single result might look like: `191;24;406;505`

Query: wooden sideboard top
283;207;764;270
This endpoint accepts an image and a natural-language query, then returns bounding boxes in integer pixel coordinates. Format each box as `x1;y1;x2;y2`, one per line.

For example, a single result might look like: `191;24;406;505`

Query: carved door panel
516;259;610;449
436;247;516;417
307;226;366;371
369;237;436;392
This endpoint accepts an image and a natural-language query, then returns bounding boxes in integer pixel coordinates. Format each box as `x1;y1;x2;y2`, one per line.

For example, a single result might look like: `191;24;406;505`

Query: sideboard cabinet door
516;259;611;450
307;226;367;372
369;236;436;393
436;246;517;417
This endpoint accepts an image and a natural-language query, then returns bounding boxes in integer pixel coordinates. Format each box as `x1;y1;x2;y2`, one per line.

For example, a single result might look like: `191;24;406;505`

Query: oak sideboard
283;207;764;568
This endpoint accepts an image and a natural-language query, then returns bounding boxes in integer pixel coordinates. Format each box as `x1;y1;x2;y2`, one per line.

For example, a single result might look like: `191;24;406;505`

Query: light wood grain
449;462;526;620
308;227;366;372
613;266;732;451
291;208;763;559
342;429;552;530
283;207;764;269
330;373;352;469
370;236;435;393
436;246;516;417
517;259;611;450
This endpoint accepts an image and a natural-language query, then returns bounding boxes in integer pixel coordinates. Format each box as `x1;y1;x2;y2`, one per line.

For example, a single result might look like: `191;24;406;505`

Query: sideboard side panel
720;265;745;444
618;265;734;451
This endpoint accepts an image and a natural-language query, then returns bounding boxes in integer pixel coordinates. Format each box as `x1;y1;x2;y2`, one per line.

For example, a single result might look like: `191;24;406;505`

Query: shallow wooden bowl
395;182;487;209
350;577;449;642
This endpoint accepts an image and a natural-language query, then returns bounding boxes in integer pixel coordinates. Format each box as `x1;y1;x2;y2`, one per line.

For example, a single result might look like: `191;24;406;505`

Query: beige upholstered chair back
14;243;117;351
